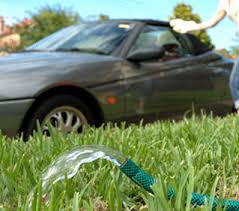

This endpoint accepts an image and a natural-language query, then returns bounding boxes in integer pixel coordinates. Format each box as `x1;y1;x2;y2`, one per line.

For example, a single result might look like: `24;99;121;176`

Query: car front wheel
23;94;94;140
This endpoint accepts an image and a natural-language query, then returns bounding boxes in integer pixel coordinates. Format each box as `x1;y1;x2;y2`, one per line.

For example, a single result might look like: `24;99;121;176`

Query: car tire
23;94;95;140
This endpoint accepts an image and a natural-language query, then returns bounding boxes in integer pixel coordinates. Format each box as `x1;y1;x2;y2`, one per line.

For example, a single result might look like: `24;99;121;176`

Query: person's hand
170;19;198;34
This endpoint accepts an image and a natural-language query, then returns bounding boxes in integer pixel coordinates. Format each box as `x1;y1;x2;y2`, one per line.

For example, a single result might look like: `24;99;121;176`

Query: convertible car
0;19;233;139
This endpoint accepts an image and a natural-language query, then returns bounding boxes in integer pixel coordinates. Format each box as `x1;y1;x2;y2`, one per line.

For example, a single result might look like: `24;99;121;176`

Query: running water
28;145;128;206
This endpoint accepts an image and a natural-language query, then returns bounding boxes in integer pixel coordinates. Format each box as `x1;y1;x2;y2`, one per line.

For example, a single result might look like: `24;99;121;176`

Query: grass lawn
0;115;239;210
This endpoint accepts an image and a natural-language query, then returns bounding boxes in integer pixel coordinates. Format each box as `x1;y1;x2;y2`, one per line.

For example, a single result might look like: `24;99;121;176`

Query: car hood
0;52;123;100
0;51;118;71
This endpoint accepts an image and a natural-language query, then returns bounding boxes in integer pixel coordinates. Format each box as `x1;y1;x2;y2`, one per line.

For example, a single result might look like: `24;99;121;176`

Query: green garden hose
120;159;239;211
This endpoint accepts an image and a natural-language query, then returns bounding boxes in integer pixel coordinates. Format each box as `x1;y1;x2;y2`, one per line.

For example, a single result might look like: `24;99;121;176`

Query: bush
18;4;80;49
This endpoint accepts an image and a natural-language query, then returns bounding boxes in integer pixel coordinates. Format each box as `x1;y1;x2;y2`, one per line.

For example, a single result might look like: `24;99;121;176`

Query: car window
184;34;211;55
26;22;135;55
129;25;190;61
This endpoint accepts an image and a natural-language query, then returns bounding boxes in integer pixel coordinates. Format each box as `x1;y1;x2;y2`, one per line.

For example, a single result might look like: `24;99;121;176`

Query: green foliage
171;3;214;50
18;5;80;49
217;48;231;57
1;115;239;210
99;14;110;22
230;46;239;56
229;32;239;56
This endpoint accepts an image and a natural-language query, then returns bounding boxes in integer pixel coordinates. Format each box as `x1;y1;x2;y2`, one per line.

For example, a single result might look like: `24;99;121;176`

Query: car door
123;24;220;122
185;34;233;116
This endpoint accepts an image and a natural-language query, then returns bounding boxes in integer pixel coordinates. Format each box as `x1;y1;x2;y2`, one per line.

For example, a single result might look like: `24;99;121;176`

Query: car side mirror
127;47;165;62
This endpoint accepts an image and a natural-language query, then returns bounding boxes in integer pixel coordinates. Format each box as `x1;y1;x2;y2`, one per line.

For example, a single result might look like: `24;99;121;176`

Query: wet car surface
0;19;233;138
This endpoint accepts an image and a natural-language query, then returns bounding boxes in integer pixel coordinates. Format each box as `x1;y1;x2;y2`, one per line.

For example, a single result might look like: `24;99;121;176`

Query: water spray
35;145;239;211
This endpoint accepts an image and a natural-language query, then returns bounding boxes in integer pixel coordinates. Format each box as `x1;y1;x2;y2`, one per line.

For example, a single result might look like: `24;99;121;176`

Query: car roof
111;19;170;27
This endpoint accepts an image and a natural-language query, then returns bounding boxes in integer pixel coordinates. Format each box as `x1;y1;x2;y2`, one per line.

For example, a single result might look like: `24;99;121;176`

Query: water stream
28;145;239;210
28;145;128;206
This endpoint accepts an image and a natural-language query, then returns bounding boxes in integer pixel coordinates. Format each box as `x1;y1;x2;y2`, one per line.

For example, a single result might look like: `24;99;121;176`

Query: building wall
0;34;21;49
0;17;4;34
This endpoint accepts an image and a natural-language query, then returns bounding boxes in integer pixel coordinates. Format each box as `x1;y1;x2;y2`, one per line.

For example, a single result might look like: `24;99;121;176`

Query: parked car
0;19;233;139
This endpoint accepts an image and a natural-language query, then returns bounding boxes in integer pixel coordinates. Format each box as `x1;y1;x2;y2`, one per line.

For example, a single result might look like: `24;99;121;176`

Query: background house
0;16;32;52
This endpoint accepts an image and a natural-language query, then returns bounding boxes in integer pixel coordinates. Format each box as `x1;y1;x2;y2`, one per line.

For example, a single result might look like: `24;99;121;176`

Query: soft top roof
111;19;170;27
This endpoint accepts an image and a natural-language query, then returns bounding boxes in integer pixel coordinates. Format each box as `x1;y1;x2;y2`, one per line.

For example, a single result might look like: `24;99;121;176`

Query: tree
230;33;239;57
216;48;237;59
18;5;80;48
171;3;214;50
99;14;110;22
230;46;239;57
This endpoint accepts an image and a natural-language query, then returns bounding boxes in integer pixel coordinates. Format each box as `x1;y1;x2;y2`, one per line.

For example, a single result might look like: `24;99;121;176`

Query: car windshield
26;21;135;55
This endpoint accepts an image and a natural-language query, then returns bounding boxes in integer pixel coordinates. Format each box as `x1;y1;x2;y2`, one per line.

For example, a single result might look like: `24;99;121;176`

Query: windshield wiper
56;48;108;55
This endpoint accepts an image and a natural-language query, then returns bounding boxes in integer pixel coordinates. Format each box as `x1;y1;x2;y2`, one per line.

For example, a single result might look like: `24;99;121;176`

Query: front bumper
0;99;34;137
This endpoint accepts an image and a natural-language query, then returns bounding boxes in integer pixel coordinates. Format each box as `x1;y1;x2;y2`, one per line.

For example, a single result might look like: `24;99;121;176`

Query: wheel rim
42;106;88;134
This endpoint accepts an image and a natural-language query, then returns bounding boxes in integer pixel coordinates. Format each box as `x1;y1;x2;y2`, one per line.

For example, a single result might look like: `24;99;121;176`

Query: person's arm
170;1;227;33
191;10;226;30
